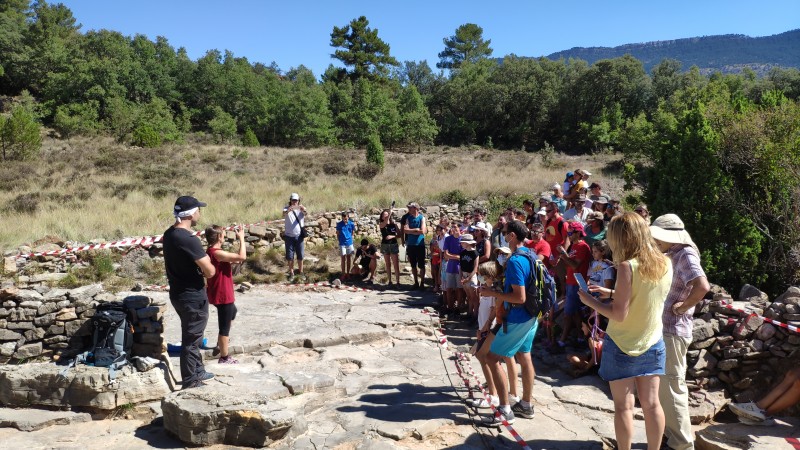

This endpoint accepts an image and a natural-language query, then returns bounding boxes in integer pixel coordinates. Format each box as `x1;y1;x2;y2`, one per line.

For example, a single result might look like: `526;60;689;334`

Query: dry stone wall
0;284;165;363
686;284;800;405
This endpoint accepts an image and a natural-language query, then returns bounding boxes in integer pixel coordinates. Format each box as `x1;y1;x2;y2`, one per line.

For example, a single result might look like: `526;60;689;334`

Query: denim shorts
285;235;304;261
599;336;666;382
564;284;582;315
490;318;539;358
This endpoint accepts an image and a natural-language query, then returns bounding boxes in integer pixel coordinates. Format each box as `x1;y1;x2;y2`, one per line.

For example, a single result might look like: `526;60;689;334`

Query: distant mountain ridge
543;29;800;75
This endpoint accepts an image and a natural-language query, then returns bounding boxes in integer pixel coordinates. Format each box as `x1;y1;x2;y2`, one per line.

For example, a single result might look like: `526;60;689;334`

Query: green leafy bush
53;102;101;137
0;105;42;161
131;124;161;148
242;127;259;147
365;133;385;169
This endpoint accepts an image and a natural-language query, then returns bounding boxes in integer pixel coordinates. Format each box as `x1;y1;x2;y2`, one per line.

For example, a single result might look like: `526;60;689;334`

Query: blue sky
59;1;799;76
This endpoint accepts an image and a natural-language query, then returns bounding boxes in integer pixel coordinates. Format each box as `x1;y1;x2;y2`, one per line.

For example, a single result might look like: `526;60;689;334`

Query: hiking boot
480;409;515;427
218;356;239;364
511;401;535;419
182;380;206;390
729;401;767;422
199;371;215;381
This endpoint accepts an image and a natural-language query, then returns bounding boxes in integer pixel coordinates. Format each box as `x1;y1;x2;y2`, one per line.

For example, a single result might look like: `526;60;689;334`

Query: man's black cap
174;195;207;212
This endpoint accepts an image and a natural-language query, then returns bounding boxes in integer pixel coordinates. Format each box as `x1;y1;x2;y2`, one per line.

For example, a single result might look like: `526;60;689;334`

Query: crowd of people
160;170;791;449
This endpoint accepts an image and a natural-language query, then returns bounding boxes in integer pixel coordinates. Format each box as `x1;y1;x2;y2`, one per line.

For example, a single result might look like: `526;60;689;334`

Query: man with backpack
164;195;216;389
480;220;549;426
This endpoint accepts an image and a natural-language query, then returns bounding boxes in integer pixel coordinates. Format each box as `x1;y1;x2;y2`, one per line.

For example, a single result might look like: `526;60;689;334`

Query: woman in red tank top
205;224;247;364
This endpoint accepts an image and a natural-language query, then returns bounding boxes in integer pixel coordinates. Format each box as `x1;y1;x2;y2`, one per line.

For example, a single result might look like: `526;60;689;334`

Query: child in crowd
430;238;442;294
336;211;356;281
568;240;615;375
469;261;522;409
459;234;480;319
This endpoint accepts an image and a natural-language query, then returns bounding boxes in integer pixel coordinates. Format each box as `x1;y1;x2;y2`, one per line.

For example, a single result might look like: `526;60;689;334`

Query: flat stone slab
162;382;304;447
0;408;91;431
0;363;170;411
695;417;800;449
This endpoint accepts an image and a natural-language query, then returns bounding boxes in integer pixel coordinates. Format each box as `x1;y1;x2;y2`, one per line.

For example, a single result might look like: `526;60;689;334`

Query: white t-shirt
563;207;590;226
283;207;305;237
478;296;496;329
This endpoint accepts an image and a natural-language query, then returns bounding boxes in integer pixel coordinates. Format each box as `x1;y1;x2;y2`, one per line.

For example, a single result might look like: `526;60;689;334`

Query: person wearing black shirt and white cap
163;195;216;389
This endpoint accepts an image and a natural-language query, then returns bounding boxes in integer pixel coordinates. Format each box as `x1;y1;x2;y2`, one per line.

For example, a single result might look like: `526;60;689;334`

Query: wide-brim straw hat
650;214;696;246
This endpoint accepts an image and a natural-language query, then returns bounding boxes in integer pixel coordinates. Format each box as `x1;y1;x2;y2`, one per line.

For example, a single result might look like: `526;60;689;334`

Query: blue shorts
564;284;581;315
599;336;666;382
285;235;305;261
490;317;538;358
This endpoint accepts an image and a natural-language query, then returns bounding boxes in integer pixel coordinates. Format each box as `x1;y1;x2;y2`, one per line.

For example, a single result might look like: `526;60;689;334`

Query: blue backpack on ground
513;248;557;319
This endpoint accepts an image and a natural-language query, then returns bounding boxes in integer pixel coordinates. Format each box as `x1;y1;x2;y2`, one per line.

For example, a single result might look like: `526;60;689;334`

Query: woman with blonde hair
578;212;672;450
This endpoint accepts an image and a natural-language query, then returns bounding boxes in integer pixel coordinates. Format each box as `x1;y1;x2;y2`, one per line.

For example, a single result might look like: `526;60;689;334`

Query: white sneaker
739;416;776;427
469;395;499;409
509;394;521;405
729;401;767;422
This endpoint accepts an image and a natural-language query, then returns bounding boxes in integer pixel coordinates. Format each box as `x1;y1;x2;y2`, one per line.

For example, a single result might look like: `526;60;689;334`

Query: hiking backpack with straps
513;248;557;319
59;301;133;381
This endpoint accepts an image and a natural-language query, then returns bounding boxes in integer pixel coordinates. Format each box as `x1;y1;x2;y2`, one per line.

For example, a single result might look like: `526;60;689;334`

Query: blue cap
564;171;574;182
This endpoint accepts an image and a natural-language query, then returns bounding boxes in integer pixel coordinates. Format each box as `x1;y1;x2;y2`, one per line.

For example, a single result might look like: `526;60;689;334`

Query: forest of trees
1;1;799;295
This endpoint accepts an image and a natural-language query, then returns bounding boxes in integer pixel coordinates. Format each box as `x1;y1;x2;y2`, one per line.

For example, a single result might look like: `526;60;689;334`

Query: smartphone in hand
574;273;599;297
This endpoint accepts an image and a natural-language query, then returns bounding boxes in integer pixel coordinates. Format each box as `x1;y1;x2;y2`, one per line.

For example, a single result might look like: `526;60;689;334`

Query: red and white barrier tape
422;309;532;450
13;219;279;261
722;303;800;334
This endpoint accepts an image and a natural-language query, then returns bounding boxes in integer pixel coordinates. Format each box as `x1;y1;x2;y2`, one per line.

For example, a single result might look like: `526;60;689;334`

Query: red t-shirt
545;216;568;254
206;247;235;305
524;238;551;260
565;240;592;286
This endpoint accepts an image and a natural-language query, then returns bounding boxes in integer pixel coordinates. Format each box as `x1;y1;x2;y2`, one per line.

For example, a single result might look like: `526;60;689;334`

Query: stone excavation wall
2;204;464;283
0;283;165;363
686;284;800;405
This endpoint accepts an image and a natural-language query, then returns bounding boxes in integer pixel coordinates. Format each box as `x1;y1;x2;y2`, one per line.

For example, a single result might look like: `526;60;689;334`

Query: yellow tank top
606;258;672;356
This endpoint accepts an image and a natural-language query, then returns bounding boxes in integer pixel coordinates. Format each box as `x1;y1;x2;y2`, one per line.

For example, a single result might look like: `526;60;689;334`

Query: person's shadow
337;382;463;423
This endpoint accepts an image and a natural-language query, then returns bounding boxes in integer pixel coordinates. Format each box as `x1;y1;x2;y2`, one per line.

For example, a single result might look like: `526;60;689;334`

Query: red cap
568;221;586;236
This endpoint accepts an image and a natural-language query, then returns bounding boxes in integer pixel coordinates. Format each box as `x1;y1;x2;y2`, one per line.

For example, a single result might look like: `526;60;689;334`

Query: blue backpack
513;248;557;318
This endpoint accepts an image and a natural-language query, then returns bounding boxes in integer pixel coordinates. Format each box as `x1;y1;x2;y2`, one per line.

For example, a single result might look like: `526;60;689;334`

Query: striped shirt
663;244;706;338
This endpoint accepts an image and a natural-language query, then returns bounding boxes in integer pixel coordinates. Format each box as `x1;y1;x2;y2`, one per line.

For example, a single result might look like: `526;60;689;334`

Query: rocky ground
0;284;796;449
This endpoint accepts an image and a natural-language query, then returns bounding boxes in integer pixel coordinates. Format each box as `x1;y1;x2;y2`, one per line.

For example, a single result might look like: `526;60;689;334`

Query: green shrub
0;105;41;161
91;254;115;280
438;189;468;206
232;148;250;160
131;125;162;148
365;133;384;169
242;127;259;147
53;102;101;137
207;106;237;143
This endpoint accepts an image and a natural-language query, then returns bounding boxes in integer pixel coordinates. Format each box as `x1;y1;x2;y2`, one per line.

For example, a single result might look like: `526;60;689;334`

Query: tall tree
437;23;493;70
330;16;398;81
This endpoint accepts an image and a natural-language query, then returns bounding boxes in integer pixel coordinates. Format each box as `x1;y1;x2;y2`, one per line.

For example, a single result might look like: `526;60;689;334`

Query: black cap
174;196;207;213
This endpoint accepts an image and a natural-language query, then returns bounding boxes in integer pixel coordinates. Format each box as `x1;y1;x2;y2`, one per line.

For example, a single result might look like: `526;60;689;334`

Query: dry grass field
0;136;626;252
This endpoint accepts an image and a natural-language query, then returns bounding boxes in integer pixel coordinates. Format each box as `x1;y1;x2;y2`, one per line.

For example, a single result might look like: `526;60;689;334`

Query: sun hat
588;211;604;222
568;221;586;236
408;202;420;209
552;183;561;191
472;222;488;233
650;214;695;246
290;193;300;200
459;233;476;244
493;246;512;255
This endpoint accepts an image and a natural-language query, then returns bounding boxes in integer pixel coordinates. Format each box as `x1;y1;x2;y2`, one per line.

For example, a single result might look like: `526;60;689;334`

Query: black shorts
406;245;426;268
214;303;237;336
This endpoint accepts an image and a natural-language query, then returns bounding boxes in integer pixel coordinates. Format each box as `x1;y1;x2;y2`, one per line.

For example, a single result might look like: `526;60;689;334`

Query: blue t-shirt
444;235;462;274
336;220;355;246
405;214;424;246
504;248;533;323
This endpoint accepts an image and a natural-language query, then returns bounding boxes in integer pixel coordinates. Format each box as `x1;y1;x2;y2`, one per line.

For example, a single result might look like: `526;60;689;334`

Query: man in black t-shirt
163;196;216;389
351;238;380;283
